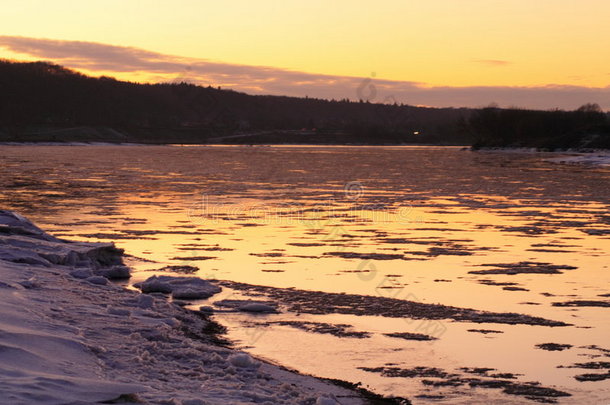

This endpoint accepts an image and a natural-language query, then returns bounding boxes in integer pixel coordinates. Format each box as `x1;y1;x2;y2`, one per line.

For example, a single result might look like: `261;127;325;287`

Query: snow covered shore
474;147;610;167
0;210;369;405
547;151;610;167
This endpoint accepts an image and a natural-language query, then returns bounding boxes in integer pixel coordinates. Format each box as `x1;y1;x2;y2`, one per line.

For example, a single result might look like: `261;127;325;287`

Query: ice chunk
0;248;52;266
134;276;173;294
135;275;221;299
0;210;62;242
0;210;126;272
96;265;131;280
227;353;259;369
214;299;278;313
137;294;155;309
70;269;93;279
172;288;214;300
86;276;108;285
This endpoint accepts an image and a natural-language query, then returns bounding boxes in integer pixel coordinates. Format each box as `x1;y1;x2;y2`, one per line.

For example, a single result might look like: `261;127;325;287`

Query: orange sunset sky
1;0;609;109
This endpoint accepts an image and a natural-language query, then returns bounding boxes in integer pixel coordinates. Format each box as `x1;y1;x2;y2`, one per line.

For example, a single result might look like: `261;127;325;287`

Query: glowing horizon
1;0;609;109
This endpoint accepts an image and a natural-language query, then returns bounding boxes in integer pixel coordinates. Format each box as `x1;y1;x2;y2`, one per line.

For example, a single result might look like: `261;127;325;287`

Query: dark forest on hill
0;60;608;148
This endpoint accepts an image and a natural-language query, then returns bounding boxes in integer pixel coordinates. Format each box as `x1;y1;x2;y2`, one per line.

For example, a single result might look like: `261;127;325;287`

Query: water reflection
0;145;608;403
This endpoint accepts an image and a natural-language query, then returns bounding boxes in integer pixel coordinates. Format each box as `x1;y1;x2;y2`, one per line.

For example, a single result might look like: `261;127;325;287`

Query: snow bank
0;210;130;278
548;152;610;167
0;211;366;404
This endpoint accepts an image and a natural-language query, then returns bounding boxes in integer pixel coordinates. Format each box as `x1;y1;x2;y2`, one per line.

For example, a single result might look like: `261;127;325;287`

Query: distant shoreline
2;61;609;150
2;142;608;152
0;141;467;147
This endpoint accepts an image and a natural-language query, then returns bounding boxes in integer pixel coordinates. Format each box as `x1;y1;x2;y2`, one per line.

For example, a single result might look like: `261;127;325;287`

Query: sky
1;0;609;109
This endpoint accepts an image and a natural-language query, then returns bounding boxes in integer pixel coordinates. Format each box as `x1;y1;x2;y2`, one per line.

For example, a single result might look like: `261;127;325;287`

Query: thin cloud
473;59;512;67
0;36;608;110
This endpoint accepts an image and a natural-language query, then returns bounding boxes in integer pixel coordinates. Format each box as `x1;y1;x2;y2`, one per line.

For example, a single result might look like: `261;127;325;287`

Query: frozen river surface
1;144;609;404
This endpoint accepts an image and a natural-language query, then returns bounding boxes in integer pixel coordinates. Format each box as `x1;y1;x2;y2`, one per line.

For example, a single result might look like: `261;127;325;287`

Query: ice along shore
0;210;398;405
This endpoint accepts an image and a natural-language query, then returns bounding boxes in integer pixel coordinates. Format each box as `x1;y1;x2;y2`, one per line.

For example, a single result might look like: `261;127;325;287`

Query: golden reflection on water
1;145;609;403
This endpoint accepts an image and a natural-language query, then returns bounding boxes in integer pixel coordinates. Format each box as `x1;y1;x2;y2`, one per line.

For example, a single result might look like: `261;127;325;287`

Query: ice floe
134;275;222;299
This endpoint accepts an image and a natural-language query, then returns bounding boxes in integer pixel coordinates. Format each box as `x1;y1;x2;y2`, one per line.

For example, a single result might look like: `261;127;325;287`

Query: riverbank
472;147;610;167
0;210;389;405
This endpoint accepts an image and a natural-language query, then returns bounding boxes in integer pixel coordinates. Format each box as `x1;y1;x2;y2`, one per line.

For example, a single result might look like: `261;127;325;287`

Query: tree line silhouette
0;60;608;148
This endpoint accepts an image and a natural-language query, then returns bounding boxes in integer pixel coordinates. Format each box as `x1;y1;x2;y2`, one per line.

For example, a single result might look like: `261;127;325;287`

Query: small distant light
413;131;420;135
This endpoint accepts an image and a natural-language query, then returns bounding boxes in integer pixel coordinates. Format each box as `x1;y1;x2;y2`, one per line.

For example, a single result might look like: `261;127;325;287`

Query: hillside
0;60;608;148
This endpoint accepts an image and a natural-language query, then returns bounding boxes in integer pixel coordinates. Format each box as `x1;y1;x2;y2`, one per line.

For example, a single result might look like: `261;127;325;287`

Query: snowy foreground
0;210;368;405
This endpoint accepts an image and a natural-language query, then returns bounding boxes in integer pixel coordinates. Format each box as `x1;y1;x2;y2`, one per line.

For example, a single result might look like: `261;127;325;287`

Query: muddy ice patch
535;343;573;352
552;300;610;308
213;299;279;314
270;321;371;338
359;365;571;403
559;361;610;382
214;280;570;326
469;261;577;275
383;332;437;341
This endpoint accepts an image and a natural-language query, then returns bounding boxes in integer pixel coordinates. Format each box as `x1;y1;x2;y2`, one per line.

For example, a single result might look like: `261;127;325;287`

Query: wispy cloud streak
1;36;608;110
473;59;512;67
